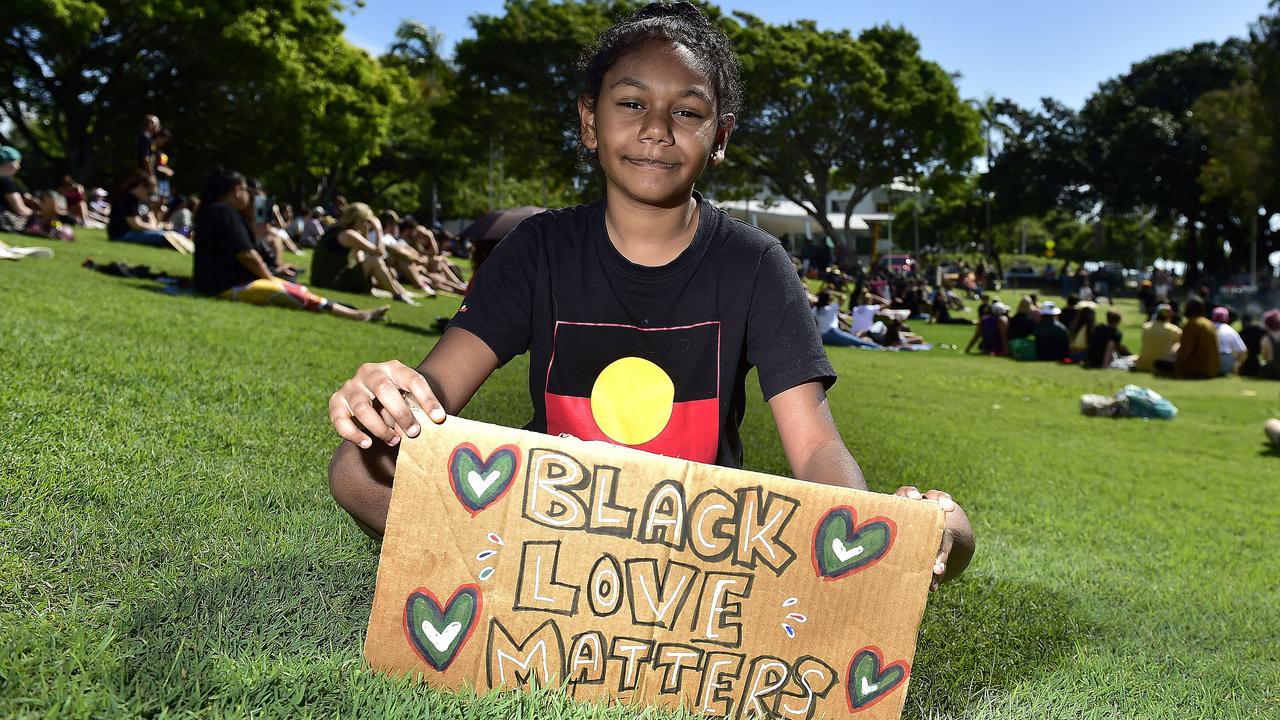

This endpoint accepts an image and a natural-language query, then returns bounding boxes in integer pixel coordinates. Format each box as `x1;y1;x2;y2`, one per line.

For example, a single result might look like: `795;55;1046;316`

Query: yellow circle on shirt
590;357;675;445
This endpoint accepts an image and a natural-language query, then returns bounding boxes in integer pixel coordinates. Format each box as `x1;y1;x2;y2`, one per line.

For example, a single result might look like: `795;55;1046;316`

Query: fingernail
359;439;371;449
388;435;400;446
941;498;956;511
429;409;446;423
910;491;922;499
934;562;946;574
408;424;420;437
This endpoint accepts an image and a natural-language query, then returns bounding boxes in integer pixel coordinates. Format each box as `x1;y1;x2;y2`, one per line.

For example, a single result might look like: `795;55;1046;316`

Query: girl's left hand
895;485;959;592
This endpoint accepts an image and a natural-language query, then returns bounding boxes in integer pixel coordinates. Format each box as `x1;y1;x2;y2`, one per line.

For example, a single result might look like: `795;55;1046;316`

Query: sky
342;0;1274;110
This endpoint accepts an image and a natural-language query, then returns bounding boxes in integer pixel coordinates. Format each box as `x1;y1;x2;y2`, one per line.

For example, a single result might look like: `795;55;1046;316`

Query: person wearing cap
1212;306;1246;376
1033;300;1070;361
1175;298;1220;379
966;300;1009;355
1134;303;1182;373
0;146;37;234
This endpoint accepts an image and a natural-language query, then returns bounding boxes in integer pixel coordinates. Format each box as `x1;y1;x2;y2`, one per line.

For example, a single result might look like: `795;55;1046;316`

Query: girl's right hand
328;360;446;448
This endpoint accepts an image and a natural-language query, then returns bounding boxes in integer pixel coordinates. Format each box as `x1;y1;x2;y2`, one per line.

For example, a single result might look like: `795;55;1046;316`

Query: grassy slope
1;229;1276;719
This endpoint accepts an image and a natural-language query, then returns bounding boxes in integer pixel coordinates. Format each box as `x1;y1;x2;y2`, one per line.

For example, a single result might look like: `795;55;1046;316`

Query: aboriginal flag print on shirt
545;321;720;463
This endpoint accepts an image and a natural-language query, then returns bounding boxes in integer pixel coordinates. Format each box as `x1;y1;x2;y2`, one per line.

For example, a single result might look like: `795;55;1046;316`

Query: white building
713;180;919;258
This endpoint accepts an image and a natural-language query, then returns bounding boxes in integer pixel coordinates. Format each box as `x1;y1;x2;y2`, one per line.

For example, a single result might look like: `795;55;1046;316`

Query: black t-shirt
1034;319;1070;361
1008;312;1035;340
136;132;156;172
0;175;23;198
108;194;148;239
1087;324;1123;367
193;202;257;295
448;195;835;468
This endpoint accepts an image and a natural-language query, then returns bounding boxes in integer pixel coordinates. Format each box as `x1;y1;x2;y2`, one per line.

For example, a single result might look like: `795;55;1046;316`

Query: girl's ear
709;114;737;166
578;95;598;150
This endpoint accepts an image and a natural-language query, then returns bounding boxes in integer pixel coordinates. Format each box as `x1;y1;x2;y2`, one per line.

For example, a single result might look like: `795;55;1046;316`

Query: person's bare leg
327;303;390;322
362;255;413;300
391;256;437;296
329;440;397;540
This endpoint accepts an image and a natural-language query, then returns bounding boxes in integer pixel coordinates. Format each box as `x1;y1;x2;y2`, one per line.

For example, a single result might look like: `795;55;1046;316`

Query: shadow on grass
904;577;1092;718
116;554;379;712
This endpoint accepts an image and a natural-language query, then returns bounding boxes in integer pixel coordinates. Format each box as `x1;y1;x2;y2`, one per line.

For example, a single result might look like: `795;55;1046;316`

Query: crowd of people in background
803;250;1280;381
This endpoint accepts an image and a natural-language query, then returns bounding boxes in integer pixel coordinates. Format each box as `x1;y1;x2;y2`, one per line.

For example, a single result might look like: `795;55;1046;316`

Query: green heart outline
447;443;521;516
845;645;910;712
811;505;897;580
403;584;483;672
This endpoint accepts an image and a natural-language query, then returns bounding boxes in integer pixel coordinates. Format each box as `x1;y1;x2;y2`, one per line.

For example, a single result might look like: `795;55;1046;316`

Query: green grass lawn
2;229;1277;719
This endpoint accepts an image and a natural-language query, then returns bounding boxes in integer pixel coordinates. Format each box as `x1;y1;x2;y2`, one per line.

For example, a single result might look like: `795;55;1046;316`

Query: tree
726;15;981;241
1079;39;1250;280
0;0;399;203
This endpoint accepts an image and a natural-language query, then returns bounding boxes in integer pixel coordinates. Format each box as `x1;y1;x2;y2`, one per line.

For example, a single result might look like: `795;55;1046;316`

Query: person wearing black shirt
192;168;386;322
1034;302;1071;361
1087;311;1126;368
1238;313;1267;376
0;146;35;233
136;115;160;176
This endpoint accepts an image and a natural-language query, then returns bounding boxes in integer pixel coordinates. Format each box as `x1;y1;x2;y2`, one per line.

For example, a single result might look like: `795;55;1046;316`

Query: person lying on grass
326;1;974;592
192;167;388;323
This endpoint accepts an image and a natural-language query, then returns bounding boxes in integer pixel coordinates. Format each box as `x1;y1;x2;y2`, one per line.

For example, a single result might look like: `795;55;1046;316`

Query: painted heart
845;646;910;712
811;505;896;580
448;443;520;516
403;585;483;672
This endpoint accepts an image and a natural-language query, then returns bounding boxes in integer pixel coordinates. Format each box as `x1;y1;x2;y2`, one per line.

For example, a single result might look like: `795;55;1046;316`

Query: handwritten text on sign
365;416;943;719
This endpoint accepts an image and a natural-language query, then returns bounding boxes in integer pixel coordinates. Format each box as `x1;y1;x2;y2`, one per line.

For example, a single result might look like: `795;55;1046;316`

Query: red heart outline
809;504;898;581
401;583;484;671
844;644;911;713
446;443;522;517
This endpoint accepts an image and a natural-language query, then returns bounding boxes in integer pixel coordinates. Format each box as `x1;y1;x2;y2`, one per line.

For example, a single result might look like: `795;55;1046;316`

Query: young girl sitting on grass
326;1;973;591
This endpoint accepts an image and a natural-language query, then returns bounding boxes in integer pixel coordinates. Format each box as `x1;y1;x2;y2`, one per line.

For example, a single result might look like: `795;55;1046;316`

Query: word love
521;448;801;577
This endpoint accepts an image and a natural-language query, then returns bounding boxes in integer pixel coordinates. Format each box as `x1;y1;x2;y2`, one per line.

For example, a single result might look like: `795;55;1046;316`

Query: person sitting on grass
373;210;437;297
814;290;881;349
1009;296;1037;341
1034;301;1070;361
965;301;1009;355
1067;303;1097;364
193;168;387;323
1175;297;1220;379
1259;310;1280;380
399;215;469;294
324;1;972;593
1087;310;1129;369
310;202;419;306
0;146;40;235
106;173;193;253
1134;303;1180;374
1212;306;1246;376
1237;313;1266;377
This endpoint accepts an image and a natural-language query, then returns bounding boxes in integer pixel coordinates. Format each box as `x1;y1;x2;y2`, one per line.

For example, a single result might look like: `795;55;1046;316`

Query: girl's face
579;40;734;209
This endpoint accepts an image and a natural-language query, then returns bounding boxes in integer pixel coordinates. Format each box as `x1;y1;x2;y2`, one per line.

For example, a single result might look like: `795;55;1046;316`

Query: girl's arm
769;381;974;588
126;213;157;231
4;192;30;216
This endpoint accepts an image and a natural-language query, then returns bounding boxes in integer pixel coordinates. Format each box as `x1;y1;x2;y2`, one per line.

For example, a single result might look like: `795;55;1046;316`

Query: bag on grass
1118;384;1177;419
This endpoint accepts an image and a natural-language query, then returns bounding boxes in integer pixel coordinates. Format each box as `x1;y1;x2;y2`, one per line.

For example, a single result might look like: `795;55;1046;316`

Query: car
1003;263;1041;288
874;253;915;275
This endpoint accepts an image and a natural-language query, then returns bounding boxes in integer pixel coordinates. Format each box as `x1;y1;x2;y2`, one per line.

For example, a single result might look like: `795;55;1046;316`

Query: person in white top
850;290;882;335
1212;306;1246;375
813;291;880;349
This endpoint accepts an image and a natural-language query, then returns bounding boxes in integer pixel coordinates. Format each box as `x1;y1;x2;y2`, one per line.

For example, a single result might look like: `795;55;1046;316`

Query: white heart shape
861;676;879;695
832;537;865;563
422;620;463;653
467;469;501;496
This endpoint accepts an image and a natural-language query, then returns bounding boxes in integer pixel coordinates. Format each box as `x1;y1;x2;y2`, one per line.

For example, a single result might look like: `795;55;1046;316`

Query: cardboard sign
365;415;944;719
